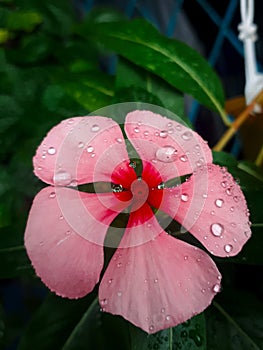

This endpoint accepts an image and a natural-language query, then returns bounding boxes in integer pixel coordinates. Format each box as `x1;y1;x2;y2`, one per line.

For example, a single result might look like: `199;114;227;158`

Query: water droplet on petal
215;198;224;208
159;130;168;138
91;124;100;132
167;122;173;127
181;131;193;140
87;146;94;153
48;147;56;155
154;278;158;283
181;193;189;202
115;138;123;143
221;181;228;188
179;155;188;162
184;255;188;260
49;191;56;198
165;315;171;321
213;284;221;293
161;308;165;313
211;223;224;237
112;184;123;193
117;262;122;268
134;127;140;133
117;291;122;297
129;161;136;169
149;325;154;332
224;244;233;253
78;142;84;148
155;146;177;163
53;171;71;186
230;206;234;212
101;298;108;306
175;124;182;131
157;182;165;189
143;130;149;136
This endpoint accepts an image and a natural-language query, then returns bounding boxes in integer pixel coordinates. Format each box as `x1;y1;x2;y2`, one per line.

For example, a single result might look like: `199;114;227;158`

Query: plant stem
213;90;263;152
255;144;263;167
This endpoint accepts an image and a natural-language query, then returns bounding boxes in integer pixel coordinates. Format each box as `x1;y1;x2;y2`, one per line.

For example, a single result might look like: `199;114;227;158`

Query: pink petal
125;110;212;182
24;186;124;298
34;116;128;185
157;164;251;257
99;222;221;333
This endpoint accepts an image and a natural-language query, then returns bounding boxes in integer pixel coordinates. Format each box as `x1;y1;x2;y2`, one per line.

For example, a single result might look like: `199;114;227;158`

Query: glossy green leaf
207;290;263;350
115;58;188;124
19;294;130;350
130;313;206;350
76;18;226;120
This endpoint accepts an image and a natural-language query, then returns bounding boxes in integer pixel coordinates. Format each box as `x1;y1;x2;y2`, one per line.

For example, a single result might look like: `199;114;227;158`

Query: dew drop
149;325;154;332
155;146;177;163
221;180;228;188
167;122;173;127
87;146;94;153
157;182;165;189
194;144;201;150
230;206;234;212
134;127;140;133
91;124;100;132
112;184;123;193
161;308;165;313
202;193;208;198
210;223;224;237
101;298;108;305
53;171;71;186
215;198;224;208
108;279;113;284
48;147;56;155
184;255;188;260
117;291;122;297
226;187;232;196
115;138;123;143
117;262;122;268
233;196;239;202
143;130;149;136
175;124;182;131
179;155;188;162
66;230;71;236
181;193;189;202
154;278;158;283
165;315;171;321
49;191;56;198
224;244;233;253
159;130;168;138
78;141;84;148
213;284;221;293
129;161;136;169
181;131;192;140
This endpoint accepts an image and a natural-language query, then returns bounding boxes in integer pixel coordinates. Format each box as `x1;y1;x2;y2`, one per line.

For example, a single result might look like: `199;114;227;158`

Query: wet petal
158;164;251;257
24;186;124;298
125;110;212;182
99;228;221;334
34;116;128;185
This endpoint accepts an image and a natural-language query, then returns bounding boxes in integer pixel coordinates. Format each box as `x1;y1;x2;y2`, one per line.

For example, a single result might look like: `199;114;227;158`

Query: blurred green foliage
0;1;262;349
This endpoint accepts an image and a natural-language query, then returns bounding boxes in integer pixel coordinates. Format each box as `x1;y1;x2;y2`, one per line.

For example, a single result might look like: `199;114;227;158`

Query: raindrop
226;187;232;196
215;198;224;208
134;127;140;133
154;278;158;283
155;146;177;163
194;144;200;150
91;153;95;158
179;155;188;164
53;171;71;186
184;255;188;260
181;131;193;140
87;146;94;153
101;298;108;306
129;161;136;169
48;147;56;155
202;193;208;198
181;193;189;202
210;223;224;237
157;182;165;189
161;308;165;313
91;124;100;132
175;124;182;131
115;138;123;143
49;192;56;198
165;315;171;321
149;325;154;332
112;184;123;193
59;215;64;220
233;196;239;202
213;284;221;293
210;210;215;215
159;130;168;138
224;244;233;253
117;262;122;268
70;179;78;187
143;131;149;136
78;142;84;148
117;291;122;297
66;230;71;236
152;159;157;164
108;279;113;284
38;166;42;171
230;206;234;212
167;122;173;127
221;180;228;188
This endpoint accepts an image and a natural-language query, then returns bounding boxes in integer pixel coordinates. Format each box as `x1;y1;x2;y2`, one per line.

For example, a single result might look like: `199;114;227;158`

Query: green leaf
130;313;206;350
115;58;188;124
19;295;130;350
6;11;42;32
207;290;263;350
76;18;226;120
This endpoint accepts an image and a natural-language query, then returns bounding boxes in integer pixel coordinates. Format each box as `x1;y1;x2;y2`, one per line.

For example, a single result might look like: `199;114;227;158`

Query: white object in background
238;0;263;107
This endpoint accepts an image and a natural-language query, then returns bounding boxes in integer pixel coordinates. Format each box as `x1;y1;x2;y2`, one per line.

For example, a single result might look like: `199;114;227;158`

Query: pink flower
25;110;251;334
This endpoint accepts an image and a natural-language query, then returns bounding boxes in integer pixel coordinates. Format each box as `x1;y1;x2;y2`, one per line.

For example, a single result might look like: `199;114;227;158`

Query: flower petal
99;217;221;334
125;110;212;182
158;164;251;257
24;186;124;298
34;116;128;185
